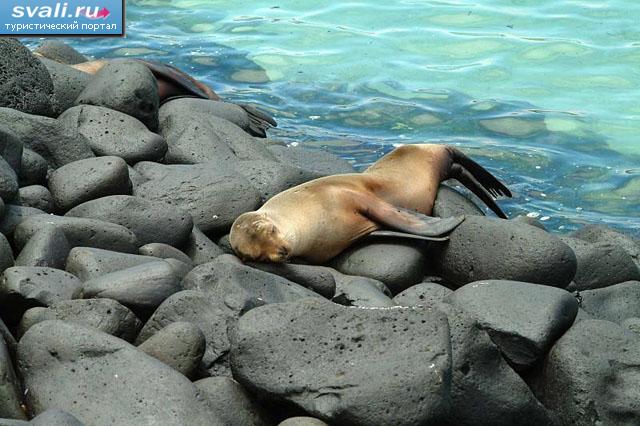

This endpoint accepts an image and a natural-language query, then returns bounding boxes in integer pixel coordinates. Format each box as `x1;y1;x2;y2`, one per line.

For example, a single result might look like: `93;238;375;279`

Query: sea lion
230;143;512;263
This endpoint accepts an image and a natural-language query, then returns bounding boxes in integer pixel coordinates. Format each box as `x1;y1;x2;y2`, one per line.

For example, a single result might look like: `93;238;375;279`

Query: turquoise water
30;0;640;234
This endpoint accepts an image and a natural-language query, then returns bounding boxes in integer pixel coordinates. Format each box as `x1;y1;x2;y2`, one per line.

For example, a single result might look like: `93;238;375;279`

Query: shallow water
28;0;640;234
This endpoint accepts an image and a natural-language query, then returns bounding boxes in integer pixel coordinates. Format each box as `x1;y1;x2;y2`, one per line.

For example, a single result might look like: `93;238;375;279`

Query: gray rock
0;39;53;117
621;317;640;336
0;335;26;420
531;319;640;426
432;184;485;218
138;322;205;378
136;290;235;377
30;408;85;426
14;215;138;253
278;418;328;426
182;260;322;314
245;262;336;298
393;282;453;307
17;149;47;187
66;195;192;247
17;186;53;213
439;303;554;426
194;377;272;426
332;273;395;308
38;58;91;116
0;158;18;202
139;243;193;266
65;247;157;281
578;281;640;323
48;156;131;211
34;40;88;64
83;261;181;318
0;318;17;360
330;236;428;294
0;419;27;425
0;205;44;238
18;320;219;425
59;105;167;163
561;237;640;290
0;234;14;275
230;298;452;425
235;159;319;202
433;216;577;288
215;234;234;255
18;298;141;343
0;108;94;168
449;280;578;369
267;145;355;176
0;267;82;324
15;226;69;269
0;127;22;174
163;258;193;281
571;224;640;269
75;60;160;131
133;162;260;234
511;215;547;230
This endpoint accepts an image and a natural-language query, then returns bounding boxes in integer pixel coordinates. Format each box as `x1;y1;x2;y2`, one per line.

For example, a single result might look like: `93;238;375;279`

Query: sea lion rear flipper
238;103;278;138
446;146;512;219
136;59;221;101
358;193;465;237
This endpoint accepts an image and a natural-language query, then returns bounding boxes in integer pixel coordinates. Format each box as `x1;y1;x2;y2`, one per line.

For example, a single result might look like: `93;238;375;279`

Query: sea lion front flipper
238;103;278;138
368;230;450;242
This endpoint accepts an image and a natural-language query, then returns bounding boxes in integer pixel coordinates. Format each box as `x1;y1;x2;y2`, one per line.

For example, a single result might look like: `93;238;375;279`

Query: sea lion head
229;212;292;263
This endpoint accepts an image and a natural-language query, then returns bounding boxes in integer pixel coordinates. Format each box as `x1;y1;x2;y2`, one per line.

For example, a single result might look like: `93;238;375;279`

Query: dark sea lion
230;143;511;263
62;57;276;137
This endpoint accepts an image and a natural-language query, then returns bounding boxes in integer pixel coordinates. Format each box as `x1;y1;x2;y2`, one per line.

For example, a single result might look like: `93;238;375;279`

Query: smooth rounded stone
215;234;234;255
0;318;17;360
133;163;261;234
83;261;181;318
0;205;44;237
530;320;640;425
330;236;428;295
182;260;322;314
433;216;577;288
0;200;4;220
438;303;554;426
0;335;26;421
75;60;160;131
15;226;69;269
159;98;269;138
17;149;47;186
18;321;219;425
163;258;193;281
17;186;53;213
571;224;640;269
279;418;328;426
449;280;578;369
0;419;27;425
194;377;272;426
18;298;141;343
0;108;94;168
139;243;193;266
127;165;147;188
245;262;336;298
136;290;235;377
267;145;355;176
66;195;192;248
34;40;88;64
332;273;395;308
38;58;91;116
30;409;84;426
561;237;640;290
65;247;157;281
235;159;319;202
0;158;18;202
14;215;138;253
59;105;167;163
138;322;205;378
48;156;131;212
432;183;485;218
158;108;274;164
0;234;13;275
621;317;640;335
230;298;452;425
0;39;54;117
393;282;453;307
577;281;640;324
0;267;82;325
511;215;547;230
0;127;22;174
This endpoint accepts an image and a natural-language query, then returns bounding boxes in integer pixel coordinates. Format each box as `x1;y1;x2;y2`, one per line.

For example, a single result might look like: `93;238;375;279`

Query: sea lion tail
238;103;277;138
446;146;512;219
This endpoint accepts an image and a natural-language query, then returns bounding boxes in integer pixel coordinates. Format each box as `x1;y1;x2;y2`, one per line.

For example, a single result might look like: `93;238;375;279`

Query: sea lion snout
230;212;292;263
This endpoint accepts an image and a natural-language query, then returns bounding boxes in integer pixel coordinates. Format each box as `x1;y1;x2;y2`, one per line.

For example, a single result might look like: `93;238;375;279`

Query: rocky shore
0;38;639;425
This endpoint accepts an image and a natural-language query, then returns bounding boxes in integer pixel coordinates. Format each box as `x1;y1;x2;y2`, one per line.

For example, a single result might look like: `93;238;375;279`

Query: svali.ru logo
12;3;110;20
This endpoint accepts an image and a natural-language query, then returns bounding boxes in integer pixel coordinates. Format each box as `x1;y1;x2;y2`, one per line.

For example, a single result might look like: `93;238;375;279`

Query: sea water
27;0;640;234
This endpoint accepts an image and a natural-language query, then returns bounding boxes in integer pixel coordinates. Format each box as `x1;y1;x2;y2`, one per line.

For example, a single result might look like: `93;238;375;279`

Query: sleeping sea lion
230;143;511;264
38;53;276;137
